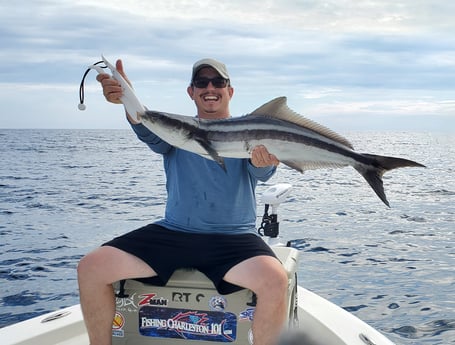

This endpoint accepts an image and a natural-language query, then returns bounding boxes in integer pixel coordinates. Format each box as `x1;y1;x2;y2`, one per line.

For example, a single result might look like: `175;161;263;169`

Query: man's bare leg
77;246;156;345
224;256;288;345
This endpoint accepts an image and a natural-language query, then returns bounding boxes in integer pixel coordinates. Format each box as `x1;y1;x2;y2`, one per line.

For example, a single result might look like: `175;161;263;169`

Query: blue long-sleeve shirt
131;122;276;235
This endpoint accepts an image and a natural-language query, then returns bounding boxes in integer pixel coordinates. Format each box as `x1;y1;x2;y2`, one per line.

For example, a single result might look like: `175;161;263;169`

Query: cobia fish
140;97;425;207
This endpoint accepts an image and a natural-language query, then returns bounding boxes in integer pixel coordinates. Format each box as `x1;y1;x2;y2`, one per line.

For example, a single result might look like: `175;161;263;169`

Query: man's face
187;67;234;119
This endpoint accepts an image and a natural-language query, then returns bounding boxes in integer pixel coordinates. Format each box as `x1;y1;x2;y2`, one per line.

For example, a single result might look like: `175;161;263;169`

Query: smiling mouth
203;94;219;102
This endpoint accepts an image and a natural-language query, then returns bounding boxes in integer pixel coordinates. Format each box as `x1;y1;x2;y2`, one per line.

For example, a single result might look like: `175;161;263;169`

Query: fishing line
78;61;106;110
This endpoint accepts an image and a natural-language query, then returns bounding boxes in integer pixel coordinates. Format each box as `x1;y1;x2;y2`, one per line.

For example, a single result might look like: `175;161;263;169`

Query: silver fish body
140;97;425;206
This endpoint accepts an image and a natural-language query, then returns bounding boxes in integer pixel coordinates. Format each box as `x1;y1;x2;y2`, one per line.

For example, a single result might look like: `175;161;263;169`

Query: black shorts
103;224;277;294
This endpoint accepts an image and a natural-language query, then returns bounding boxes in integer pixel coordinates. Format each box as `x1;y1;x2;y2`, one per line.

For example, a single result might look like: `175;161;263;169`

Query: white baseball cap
191;58;230;81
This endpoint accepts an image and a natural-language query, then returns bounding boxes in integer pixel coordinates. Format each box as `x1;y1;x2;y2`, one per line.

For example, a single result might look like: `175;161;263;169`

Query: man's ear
187;85;194;99
228;86;234;99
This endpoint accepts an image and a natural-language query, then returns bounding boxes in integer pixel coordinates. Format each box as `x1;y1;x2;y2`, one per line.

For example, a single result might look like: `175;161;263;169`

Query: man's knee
271;267;288;293
77;252;96;280
77;248;108;281
257;264;288;297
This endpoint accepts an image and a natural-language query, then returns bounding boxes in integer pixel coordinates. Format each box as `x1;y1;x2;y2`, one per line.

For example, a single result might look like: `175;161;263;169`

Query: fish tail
355;154;426;207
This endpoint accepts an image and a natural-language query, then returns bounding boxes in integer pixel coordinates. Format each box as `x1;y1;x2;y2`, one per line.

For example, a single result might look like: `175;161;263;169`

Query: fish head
140;110;200;146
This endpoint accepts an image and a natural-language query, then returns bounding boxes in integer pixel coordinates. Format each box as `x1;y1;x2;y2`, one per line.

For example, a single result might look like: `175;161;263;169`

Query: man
77;58;288;345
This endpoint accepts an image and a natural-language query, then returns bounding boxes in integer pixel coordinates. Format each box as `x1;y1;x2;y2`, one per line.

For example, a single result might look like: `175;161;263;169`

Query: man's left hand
250;145;280;167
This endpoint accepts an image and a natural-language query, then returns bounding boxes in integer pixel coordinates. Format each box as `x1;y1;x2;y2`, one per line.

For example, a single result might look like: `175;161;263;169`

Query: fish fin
194;138;226;171
251;97;354;149
355;154;426;207
281;161;305;173
282;160;348;173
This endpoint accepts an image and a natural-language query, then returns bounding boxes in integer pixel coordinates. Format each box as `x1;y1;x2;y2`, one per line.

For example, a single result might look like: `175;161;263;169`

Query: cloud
0;0;454;131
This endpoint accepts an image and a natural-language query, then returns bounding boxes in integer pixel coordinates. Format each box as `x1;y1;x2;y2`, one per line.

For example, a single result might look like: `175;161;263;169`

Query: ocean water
0;129;454;344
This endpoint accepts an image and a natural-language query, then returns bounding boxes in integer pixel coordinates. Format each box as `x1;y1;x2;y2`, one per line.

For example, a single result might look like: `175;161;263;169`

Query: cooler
112;246;299;345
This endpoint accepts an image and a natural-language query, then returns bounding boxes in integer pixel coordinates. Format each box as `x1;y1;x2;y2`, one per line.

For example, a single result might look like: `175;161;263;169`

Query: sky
0;0;454;131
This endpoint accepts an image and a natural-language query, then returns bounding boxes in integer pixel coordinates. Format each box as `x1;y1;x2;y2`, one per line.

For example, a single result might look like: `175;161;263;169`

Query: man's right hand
96;60;140;124
96;59;132;104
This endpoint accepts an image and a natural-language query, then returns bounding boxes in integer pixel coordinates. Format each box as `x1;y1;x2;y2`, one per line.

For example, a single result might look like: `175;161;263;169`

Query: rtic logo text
172;292;205;303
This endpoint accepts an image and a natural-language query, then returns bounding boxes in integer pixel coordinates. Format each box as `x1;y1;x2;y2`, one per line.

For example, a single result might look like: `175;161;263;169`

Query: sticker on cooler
139;306;237;342
112;311;125;337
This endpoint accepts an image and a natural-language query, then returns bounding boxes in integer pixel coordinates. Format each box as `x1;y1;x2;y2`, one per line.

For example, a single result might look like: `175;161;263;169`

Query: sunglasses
192;77;229;88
